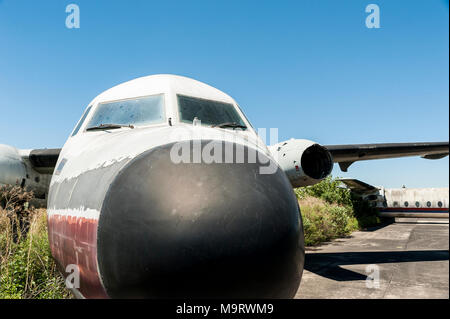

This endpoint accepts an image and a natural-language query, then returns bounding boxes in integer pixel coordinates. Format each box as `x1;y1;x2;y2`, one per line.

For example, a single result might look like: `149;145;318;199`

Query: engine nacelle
269;139;333;187
0;144;27;187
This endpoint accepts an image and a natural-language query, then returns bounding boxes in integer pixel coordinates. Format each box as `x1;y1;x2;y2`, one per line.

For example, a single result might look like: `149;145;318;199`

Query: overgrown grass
0;186;71;299
295;176;381;246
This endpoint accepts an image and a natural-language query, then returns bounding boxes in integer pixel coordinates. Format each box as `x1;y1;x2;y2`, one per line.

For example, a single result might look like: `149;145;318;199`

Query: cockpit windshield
86;94;165;130
177;95;247;129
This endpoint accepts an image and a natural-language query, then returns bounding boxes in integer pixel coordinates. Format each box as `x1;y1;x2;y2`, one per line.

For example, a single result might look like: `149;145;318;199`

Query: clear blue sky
0;0;448;188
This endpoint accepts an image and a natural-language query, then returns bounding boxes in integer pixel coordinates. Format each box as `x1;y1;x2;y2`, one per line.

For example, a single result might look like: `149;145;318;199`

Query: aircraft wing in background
324;142;449;172
27;148;61;174
338;178;379;195
0;145;60;199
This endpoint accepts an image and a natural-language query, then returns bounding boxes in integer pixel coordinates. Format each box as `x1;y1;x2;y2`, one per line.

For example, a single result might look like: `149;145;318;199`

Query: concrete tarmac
295;218;449;299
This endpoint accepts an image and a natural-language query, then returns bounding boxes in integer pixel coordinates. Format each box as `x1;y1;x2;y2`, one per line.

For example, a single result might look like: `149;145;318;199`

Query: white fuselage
45;74;303;299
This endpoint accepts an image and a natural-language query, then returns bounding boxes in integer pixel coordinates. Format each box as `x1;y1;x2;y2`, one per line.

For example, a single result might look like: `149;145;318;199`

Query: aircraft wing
324;142;449;172
25;148;61;174
338;178;378;195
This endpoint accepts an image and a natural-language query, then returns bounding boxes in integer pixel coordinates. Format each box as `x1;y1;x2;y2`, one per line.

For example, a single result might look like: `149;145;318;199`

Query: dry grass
298;196;329;208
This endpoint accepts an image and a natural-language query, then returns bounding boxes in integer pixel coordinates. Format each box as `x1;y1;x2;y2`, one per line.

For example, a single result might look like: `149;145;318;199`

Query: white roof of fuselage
88;74;236;106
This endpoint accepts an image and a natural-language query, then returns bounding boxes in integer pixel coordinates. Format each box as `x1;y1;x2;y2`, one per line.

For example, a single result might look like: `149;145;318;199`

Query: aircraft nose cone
97;140;304;298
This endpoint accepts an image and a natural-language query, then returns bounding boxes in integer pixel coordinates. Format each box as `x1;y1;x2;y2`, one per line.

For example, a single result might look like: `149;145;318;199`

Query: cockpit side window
71;105;92;137
86;94;165;130
177;95;246;129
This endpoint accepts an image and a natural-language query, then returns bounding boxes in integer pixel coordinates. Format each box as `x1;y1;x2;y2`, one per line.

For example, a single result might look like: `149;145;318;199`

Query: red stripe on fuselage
381;207;448;212
47;214;108;298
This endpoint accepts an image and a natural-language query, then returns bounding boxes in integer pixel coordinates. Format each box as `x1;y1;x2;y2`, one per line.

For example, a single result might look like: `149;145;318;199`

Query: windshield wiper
212;122;247;130
86;123;135;131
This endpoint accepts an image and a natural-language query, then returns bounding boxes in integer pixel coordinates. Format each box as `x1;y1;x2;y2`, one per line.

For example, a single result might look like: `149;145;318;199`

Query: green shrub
296;176;381;246
299;197;359;246
295;176;352;206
